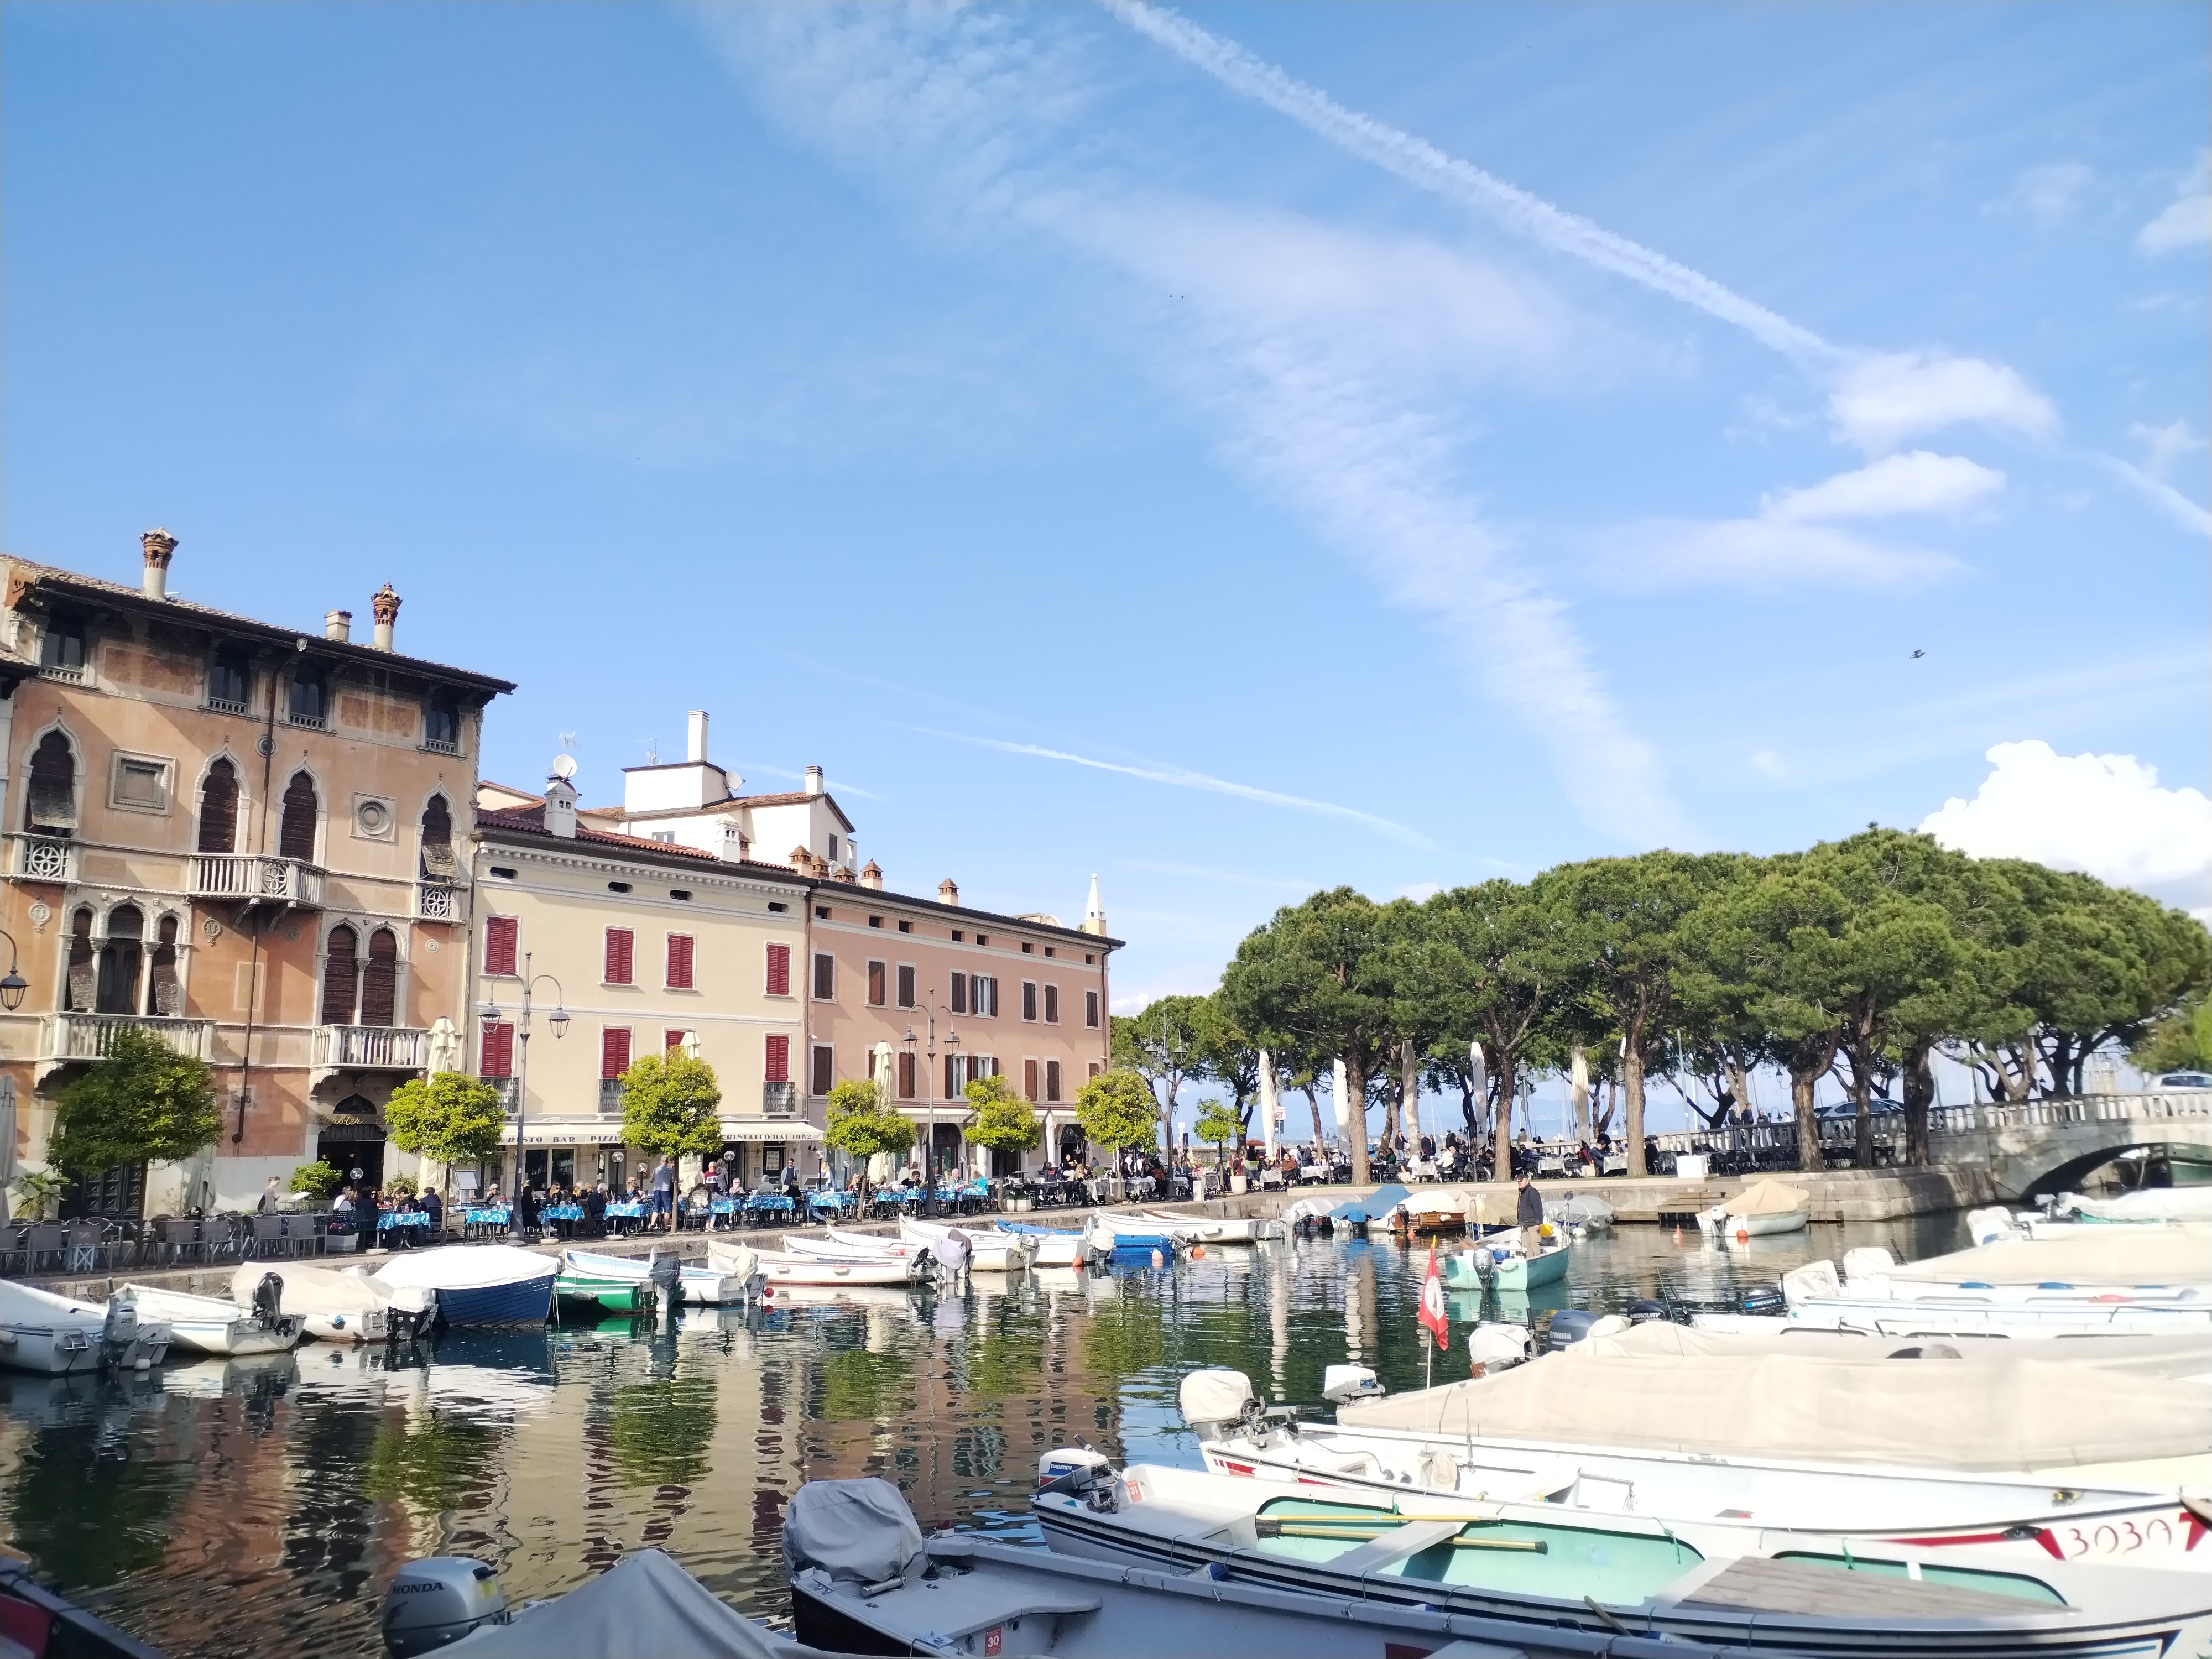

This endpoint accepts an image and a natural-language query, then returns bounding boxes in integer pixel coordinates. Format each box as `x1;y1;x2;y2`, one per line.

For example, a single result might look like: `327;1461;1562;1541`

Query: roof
3;557;517;696
813;880;1123;950
475;804;810;884
610;790;858;834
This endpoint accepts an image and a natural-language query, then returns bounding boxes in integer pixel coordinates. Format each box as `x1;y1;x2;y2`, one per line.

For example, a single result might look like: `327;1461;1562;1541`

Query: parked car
1814;1097;1905;1119
2156;1070;2212;1090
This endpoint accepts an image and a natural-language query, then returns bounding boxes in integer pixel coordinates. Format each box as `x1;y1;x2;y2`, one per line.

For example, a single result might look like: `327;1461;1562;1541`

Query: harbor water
1;1213;1970;1658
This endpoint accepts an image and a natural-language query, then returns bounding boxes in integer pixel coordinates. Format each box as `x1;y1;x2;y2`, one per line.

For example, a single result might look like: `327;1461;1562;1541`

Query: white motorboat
0;1281;171;1375
988;1222;1085;1266
1543;1192;1614;1235
374;1245;559;1327
900;1214;1035;1271
1083;1214;1180;1256
1844;1227;2212;1303
1034;1456;2212;1659
785;1232;913;1263
1138;1209;1287;1244
556;1247;760;1306
2064;1187;2212;1224
1694;1177;1809;1239
1188;1342;2212;1573
119;1279;305;1357
825;1225;927;1257
713;1237;919;1288
231;1260;429;1344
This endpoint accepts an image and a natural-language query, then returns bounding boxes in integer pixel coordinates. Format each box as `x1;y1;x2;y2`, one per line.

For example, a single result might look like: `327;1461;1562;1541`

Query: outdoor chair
158;1217;201;1265
63;1222;103;1274
249;1215;285;1258
23;1223;65;1274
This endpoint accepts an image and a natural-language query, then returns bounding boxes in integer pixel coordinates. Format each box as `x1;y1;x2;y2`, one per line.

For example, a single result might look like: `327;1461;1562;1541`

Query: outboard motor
1036;1445;1113;1509
251;1273;285;1326
1178;1368;1261;1438
933;1229;973;1279
1739;1283;1787;1317
1780;1258;1840;1307
647;1252;681;1312
1626;1298;1668;1325
382;1558;507;1656
784;1479;925;1597
1467;1323;1532;1376
1543;1308;1624;1352
1322;1363;1383;1405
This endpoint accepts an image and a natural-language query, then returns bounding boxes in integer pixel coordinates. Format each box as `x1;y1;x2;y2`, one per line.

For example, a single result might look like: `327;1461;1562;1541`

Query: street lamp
0;928;28;1011
902;1027;924;1213
479;950;567;1239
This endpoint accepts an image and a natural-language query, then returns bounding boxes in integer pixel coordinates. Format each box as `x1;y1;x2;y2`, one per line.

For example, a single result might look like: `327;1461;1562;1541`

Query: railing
599;1079;626;1115
42;1013;215;1063
313;1025;429;1070
39;661;86;685
484;1077;520;1114
192;854;324;906
763;1081;798;1118
6;834;80;883
1928;1091;2212;1135
415;881;462;923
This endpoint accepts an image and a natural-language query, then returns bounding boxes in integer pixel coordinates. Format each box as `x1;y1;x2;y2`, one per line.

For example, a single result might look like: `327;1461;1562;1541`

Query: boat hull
899;1217;1034;1271
555;1272;649;1313
432;1278;555;1327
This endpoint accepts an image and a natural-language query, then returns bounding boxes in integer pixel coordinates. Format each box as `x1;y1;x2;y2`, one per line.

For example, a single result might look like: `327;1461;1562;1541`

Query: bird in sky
1911;649;1926;659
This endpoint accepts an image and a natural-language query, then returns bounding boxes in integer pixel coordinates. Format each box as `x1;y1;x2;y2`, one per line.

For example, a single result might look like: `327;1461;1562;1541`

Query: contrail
911;726;1433;846
1101;0;1839;367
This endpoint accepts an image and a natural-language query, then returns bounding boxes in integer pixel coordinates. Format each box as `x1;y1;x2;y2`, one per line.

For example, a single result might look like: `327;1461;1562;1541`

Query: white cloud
2128;419;2206;483
1616;516;1958;590
1921;740;2212;916
2009;162;2092;226
2138;150;2212;256
2099;453;2212;538
1762;451;2005;522
1394;881;1442;901
1827;351;2059;453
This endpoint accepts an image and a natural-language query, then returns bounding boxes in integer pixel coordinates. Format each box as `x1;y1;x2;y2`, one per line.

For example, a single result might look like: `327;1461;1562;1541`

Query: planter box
1229;1175;1249;1195
1008;1198;1035;1213
1673;1154;1709;1181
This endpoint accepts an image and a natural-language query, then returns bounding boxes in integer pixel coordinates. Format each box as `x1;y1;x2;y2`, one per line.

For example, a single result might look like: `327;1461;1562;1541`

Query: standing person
258;1175;284;1214
650;1155;677;1233
1515;1171;1545;1259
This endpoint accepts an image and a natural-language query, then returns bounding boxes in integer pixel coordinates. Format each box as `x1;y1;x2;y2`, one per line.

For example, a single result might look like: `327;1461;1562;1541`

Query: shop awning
502;1121;632;1147
719;1119;823;1143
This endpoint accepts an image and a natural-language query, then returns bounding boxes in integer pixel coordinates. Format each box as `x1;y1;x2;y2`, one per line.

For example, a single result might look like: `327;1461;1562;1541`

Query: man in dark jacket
1515;1171;1545;1257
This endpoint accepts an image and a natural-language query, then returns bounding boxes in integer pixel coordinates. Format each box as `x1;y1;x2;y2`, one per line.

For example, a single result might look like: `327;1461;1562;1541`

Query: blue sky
6;3;2208;1087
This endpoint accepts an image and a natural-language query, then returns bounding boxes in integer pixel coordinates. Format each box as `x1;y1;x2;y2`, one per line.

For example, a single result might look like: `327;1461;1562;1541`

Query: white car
2155;1070;2212;1089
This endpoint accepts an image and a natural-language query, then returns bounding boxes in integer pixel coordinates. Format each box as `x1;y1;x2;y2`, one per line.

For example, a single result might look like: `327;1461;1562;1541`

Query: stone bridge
1926;1091;2212;1200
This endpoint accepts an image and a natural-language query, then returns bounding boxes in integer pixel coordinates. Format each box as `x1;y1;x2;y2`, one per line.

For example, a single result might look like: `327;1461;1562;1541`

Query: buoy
1192;1245;1205;1259
1734;1227;1751;1244
1151;1249;1165;1267
1672;1224;1683;1243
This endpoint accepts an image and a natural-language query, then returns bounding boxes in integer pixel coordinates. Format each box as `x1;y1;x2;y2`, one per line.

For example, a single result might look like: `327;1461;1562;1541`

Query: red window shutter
665;1028;688;1052
766;943;791;997
602;1027;632;1079
765;1034;790;1084
1046;1060;1062;1103
811;1045;834;1095
666;935;695;990
481;1022;514;1077
605;928;634;984
1024;1058;1040;1102
484;917;518;977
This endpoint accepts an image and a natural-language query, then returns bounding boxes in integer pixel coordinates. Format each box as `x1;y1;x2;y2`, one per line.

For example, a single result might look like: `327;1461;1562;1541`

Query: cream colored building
468;768;816;1197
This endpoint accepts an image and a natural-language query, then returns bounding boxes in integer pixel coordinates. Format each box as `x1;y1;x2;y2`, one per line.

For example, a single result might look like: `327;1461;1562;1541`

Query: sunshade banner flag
1418;1244;1448;1349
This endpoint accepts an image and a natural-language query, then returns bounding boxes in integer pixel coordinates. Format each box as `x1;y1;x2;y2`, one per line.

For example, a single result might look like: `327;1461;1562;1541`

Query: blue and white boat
557;1246;759;1305
374;1245;558;1328
991;1220;1087;1266
1085;1214;1180;1258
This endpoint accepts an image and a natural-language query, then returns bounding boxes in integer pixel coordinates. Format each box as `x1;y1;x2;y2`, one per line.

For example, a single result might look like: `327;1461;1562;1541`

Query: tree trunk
1381;1040;1403;1153
1345;1050;1371;1187
1901;1039;1934;1166
1791;1066;1822;1170
1570;1047;1590;1147
1491;1048;1517;1180
1624;1039;1648;1177
1724;1047;1752;1125
1851;1034;1874;1169
1459;1077;1479;1142
1401;1038;1418;1152
1301;1081;1326;1149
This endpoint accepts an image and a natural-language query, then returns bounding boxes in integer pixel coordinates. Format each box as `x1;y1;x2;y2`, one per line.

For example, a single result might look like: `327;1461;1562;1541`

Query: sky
4;3;2208;1132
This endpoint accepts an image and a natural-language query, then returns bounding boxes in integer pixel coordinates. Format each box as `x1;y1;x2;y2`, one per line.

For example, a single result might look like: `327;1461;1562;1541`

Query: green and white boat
554;1267;651;1314
1441;1238;1570;1292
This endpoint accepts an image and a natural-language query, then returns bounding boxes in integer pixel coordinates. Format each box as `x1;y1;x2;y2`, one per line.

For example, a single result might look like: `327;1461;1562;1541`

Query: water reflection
0;1213;1968;1658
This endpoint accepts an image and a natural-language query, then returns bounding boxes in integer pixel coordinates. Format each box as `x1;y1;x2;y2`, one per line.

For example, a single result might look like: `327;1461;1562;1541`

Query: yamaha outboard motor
382;1559;507;1656
251;1273;285;1325
1543;1308;1608;1352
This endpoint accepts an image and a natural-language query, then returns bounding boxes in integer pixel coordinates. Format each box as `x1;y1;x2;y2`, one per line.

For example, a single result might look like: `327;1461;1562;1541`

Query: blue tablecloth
708;1198;738;1216
606;1200;646;1218
807;1191;857;1215
463;1206;512;1227
743;1194;795;1218
377;1212;430;1231
542;1203;585;1222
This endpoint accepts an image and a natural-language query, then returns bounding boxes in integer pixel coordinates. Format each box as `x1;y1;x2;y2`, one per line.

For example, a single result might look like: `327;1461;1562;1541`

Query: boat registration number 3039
2053;1515;2187;1560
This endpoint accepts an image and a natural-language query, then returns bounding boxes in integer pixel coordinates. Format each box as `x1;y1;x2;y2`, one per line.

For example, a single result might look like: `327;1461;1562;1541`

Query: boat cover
782;1478;925;1587
373;1245;560;1291
1334;1350;2212;1470
1887;1225;2212;1288
1727;1178;1809;1218
708;1244;759;1281
2064;1188;2212;1224
237;1261;428;1315
1331;1183;1410;1222
442;1547;815;1659
1578;1319;2212;1379
1547;1193;1615;1228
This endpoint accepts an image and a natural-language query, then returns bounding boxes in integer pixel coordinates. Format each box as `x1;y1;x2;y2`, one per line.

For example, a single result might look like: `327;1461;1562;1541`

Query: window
1021;981;1038;1022
665;1029;689;1052
1024;1058;1040;1102
897;1050;917;1100
811;1044;834;1096
975;933;989;947
815;905;830;920
489;866;517;880
1088;1060;1103;1081
111;753;171;811
667;934;696;989
768;901;788;914
197;758;239;853
944;1054;959;1097
1046;1060;1062;1103
286;667;327;729
601;1027;632;1079
38;612;86;676
1043;984;1060;1024
652;832;676;844
765;942;791;997
867;961;886;1006
950;972;967;1014
765;1034;790;1084
896;964;916;1009
207;646;251;712
278;770;319;862
484;916;519;977
481;1022;515;1078
971;975;998;1018
604;928;635;985
360;929;398;1026
1022;942;1034;954
669;889;691;902
812;952;836;1000
868;915;883;929
1044;946;1055;959
424;690;461;752
419;795;457;881
24;731;77;834
898;919;911;934
1084;953;1095;965
951;930;964;943
607;881;632;894
1084;989;1100;1029
828;834;839;863
321;925;361;1025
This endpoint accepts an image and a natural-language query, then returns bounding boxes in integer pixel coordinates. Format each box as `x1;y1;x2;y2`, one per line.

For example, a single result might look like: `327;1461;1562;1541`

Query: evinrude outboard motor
1036;1444;1114;1510
1739;1283;1787;1317
1179;1368;1262;1438
382;1558;508;1656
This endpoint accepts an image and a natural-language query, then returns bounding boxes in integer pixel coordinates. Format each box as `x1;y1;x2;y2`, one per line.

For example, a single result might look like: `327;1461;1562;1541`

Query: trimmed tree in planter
385;1072;506;1196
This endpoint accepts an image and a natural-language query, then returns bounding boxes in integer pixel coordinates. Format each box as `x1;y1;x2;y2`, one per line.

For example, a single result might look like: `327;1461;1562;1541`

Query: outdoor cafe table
742;1193;795;1225
806;1190;857;1220
462;1205;512;1237
541;1202;585;1239
606;1199;646;1236
377;1212;431;1247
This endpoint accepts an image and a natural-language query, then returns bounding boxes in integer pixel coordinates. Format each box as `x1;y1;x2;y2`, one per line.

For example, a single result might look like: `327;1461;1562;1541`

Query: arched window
96;905;144;1016
197;758;239;854
419;795;456;881
320;925;359;1026
64;908;95;1012
359;928;398;1028
25;731;77;834
279;771;319;862
149;915;181;1016
207;645;251;713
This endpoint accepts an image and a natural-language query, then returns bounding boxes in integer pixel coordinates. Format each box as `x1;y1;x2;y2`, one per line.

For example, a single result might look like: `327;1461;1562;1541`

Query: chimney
544;774;578;838
140;529;177;601
804;764;824;796
718;819;746;863
938;877;959;906
370;583;401;651
324;609;353;643
687;711;709;763
789;843;811;873
859;859;883;891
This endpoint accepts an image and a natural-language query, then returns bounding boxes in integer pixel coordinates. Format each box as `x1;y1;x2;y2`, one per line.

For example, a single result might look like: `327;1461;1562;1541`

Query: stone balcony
192;853;324;908
311;1024;430;1086
37;1012;216;1085
5;834;81;885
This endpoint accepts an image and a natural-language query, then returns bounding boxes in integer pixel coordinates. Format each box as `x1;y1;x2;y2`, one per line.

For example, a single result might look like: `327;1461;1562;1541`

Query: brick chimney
140;529;176;601
859;860;883;891
324;609;352;643
938;877;959;905
370;583;401;651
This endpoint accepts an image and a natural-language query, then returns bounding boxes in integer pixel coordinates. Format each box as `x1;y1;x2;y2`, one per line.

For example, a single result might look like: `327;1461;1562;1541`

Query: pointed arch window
96;906;144;1016
419;795;457;881
320;925;360;1026
149;915;182;1016
359;928;398;1028
279;771;319;862
198;758;239;854
25;731;77;834
64;908;95;1012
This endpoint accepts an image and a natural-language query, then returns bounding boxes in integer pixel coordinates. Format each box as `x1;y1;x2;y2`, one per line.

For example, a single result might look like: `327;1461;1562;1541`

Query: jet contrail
1101;0;1839;367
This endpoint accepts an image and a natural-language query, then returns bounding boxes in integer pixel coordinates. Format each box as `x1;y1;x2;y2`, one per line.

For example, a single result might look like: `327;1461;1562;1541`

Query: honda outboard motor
1178;1368;1260;1438
382;1558;507;1656
1322;1363;1383;1405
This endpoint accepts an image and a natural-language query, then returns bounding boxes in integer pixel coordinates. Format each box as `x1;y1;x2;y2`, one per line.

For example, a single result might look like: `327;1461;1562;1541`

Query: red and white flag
1417;1243;1449;1349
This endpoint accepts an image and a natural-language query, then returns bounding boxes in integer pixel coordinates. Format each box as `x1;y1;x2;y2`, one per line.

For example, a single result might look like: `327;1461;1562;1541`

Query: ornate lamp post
0;928;29;1010
479;951;568;1240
